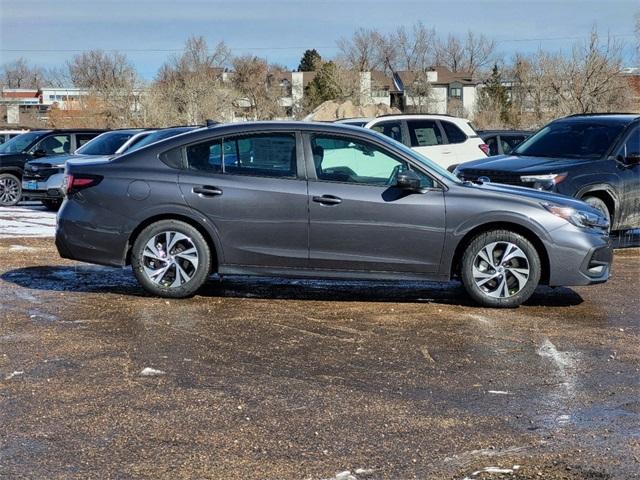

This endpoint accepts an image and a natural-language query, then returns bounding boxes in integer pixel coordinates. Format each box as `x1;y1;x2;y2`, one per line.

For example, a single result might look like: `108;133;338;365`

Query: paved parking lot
0;207;639;479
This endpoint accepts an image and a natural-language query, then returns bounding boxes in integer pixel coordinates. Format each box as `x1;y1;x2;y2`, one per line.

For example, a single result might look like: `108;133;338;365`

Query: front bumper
22;173;65;200
545;224;612;286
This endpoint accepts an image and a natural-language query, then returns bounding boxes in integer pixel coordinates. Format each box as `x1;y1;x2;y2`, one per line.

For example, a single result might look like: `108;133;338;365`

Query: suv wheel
582;196;611;230
460;230;541;308
0;173;22;206
41;199;62;211
131;220;211;298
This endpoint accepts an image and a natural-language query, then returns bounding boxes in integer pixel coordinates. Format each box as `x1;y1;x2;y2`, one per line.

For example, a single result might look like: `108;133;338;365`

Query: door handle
193;186;223;197
312;195;342;205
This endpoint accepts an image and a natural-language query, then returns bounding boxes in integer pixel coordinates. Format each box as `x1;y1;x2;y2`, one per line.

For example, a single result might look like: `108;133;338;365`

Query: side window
486;136;499;156
224;133;297;178
76;134;97;148
503;135;526;154
619;128;640;158
311;135;433;188
370;121;403;143
35;134;71;155
186;139;222;173
407;120;444;147
440;121;467;144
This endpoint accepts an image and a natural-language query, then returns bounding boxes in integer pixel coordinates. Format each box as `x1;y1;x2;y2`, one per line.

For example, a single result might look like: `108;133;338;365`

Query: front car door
305;131;446;275
179;131;309;269
613;125;640;229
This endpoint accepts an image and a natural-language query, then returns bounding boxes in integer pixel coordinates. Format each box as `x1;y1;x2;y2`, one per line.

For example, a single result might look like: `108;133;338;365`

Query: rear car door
179;131;309;268
306;132;446;274
406;119;456;168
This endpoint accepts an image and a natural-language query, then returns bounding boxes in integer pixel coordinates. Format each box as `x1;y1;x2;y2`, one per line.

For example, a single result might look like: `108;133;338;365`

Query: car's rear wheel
0;173;22;206
131;220;211;298
41;199;62;211
460;229;541;308
582;196;611;231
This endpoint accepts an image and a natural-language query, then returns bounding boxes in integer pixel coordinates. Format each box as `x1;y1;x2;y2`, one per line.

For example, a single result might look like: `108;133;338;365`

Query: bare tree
231;55;286;120
391;22;437;72
436;31;496;75
337;28;384;72
0;58;46;89
145;36;234;126
435;34;465;73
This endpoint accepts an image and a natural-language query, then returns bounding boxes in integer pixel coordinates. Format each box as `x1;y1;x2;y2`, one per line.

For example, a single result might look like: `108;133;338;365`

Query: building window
449;87;462;98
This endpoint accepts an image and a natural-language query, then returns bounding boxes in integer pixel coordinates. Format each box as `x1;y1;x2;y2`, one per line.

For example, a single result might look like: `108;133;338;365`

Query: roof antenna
206;119;219;128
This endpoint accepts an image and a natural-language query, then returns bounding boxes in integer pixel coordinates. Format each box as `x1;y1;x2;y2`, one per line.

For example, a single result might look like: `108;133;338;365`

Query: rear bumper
55;199;130;267
545;225;612;286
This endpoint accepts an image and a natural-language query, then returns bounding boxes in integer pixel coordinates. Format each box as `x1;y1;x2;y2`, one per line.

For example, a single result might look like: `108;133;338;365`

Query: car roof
478;130;533;135
558;113;640;125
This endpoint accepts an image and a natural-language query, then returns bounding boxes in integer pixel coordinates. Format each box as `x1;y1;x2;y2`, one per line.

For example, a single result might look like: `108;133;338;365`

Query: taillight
65;174;102;195
479;144;490;156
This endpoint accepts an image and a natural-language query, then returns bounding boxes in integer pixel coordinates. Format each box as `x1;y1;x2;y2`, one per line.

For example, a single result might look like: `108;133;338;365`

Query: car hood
459;154;594;173
462;180;599;213
0;152;29;162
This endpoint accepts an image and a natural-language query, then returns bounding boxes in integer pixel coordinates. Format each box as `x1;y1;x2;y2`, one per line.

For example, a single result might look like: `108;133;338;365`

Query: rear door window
407;120;444;147
440;121;467;144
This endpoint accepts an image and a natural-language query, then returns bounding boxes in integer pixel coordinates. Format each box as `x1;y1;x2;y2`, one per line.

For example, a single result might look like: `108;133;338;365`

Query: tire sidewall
461;230;541;308
131;220;211;298
582;196;611;228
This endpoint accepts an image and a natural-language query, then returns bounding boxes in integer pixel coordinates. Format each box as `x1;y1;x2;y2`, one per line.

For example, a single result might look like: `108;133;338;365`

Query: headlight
520;172;567;190
542;203;609;230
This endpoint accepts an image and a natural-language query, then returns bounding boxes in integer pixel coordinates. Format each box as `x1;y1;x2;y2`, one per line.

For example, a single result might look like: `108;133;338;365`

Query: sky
0;0;638;80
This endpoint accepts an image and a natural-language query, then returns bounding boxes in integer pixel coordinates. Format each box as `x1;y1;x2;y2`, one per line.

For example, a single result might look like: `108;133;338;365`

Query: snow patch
139;367;165;376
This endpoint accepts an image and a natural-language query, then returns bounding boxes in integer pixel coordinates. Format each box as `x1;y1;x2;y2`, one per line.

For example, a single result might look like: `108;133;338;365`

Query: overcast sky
0;0;637;79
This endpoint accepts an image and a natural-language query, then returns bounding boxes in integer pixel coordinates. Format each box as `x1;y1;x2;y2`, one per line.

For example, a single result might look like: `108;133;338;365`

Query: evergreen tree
297;49;322;72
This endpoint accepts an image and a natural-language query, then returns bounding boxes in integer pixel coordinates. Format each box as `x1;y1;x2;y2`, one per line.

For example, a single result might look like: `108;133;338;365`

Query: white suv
364;115;488;170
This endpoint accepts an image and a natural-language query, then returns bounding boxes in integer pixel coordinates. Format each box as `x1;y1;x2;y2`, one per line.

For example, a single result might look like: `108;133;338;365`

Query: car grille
458;169;524;186
22;164;64;182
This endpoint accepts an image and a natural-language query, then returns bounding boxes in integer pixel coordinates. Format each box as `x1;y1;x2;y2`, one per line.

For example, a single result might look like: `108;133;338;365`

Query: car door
306;132;446;274
30;134;71;157
179;131;309;268
406;119;456;168
613;125;640;229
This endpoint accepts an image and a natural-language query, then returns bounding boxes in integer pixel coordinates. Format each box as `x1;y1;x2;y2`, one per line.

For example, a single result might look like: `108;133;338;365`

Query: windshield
514;122;625;159
125;127;194;153
76;131;137;155
372;130;461;184
0;131;44;154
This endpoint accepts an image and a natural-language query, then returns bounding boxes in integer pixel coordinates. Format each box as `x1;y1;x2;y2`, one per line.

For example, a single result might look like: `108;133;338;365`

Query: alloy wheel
0;176;21;205
472;241;530;298
141;231;200;288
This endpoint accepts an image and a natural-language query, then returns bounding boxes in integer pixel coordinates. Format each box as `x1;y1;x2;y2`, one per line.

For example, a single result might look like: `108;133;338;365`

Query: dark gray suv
56;122;612;307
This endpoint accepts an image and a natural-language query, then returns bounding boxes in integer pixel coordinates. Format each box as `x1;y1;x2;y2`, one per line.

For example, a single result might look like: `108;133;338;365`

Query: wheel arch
0;167;23;180
576;185;618;228
125;213;222;271
450;221;550;285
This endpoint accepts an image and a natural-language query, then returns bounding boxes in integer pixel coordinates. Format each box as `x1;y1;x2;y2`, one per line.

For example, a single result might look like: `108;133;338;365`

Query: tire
41;199;62;211
131;220;211;298
0;173;22;206
582;196;611;231
460;229;541;308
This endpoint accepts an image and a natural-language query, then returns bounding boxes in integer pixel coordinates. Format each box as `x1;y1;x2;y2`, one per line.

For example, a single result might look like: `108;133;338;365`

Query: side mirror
395;170;422;191
32;149;47;158
625;152;640;165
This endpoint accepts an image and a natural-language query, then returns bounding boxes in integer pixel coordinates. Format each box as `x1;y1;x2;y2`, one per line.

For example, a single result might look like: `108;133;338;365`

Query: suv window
34;134;71;155
502;135;527;154
311;134;433;188
407;120;444;147
440;121;467;144
187;133;297;178
618;127;640;159
76;133;99;148
486;136;499;156
370;121;403;143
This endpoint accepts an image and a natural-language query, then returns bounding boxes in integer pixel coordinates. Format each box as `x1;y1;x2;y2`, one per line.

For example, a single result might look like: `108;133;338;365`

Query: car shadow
1;265;584;308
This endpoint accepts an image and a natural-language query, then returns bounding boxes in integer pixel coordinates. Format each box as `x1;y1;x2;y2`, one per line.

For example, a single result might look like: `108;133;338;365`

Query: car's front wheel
460;230;541;308
0;173;22;206
131;220;211;298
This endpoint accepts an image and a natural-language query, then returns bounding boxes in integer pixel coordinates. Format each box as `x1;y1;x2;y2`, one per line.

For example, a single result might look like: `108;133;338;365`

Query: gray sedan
55;122;611;307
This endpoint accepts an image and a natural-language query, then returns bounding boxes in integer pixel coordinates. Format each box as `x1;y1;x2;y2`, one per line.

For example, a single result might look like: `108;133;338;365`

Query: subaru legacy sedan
56;122;611;308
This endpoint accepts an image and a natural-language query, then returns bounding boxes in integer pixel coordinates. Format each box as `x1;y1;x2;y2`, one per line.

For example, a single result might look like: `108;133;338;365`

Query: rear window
515;122;625;159
441;121;467;144
407;120;444;147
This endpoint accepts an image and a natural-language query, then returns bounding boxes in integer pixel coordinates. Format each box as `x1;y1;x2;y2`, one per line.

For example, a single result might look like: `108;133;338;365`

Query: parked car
478;130;533;156
0;129;31;145
456;114;640;231
122;126;199;153
363;114;488;170
22;129;146;210
57;122;611;308
0;129;104;206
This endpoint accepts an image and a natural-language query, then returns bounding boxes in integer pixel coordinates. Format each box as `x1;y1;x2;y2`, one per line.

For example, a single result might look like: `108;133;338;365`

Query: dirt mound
305;99;400;121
